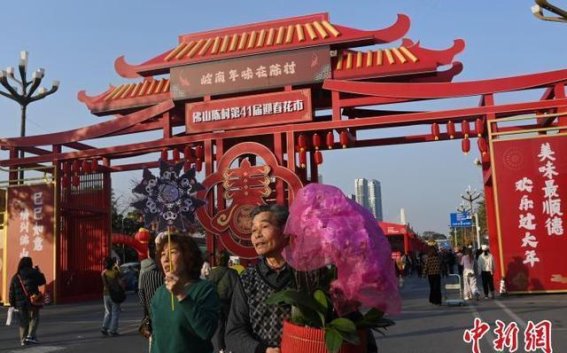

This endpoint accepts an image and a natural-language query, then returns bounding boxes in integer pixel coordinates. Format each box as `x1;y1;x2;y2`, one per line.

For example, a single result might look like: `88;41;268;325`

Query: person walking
423;245;442;305
150;233;219;353
460;247;480;301
477;244;496;299
209;251;239;352
8;256;47;346
138;238;164;346
101;256;124;336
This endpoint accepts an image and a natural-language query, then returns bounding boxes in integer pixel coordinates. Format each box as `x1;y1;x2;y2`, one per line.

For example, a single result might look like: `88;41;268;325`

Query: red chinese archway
1;12;566;302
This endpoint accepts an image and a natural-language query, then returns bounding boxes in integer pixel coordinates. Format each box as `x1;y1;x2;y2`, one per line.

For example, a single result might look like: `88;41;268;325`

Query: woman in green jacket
151;233;219;353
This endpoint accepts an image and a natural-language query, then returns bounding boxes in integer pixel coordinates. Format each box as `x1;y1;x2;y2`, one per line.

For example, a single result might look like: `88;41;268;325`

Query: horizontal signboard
186;89;312;133
171;46;330;99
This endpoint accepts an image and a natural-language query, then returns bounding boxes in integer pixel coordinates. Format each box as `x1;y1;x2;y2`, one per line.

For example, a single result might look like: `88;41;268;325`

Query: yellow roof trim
384;48;395;64
391;47;407;64
256;29;266;47
321;20;340;37
211;36;221;54
275;26;285;45
312;21;329;39
266;28;275;46
376;50;383;66
400;46;418;63
199;38;213;56
220;35;230;53
247;31;257;49
238;32;248;51
165;43;187;61
285;25;294;44
304;22;317;40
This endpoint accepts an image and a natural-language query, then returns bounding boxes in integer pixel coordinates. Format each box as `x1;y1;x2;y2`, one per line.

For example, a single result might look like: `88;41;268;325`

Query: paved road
1;278;566;353
378;276;567;353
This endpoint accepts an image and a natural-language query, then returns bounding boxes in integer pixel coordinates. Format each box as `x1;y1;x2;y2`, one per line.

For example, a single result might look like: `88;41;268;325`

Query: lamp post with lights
461;185;482;249
0;51;59;182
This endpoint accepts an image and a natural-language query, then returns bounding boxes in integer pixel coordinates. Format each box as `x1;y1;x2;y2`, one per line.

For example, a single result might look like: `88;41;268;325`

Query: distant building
354;178;383;221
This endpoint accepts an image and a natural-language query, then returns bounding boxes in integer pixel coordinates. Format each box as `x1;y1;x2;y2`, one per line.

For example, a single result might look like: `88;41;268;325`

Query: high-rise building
354;178;383;221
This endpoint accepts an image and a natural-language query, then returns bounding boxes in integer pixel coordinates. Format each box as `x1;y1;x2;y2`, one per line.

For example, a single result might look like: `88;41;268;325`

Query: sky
1;0;565;235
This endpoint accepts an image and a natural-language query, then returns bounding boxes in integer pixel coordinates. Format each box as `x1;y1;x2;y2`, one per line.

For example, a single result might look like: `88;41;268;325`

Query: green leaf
363;308;384;322
324;327;343;353
329;318;356;333
313;289;328;325
266;289;325;327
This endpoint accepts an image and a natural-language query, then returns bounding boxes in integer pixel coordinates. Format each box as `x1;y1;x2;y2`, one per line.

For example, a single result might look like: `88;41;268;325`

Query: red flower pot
281;321;367;353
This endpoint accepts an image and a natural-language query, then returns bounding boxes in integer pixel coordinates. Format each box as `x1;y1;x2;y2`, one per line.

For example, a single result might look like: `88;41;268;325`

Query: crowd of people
7;203;497;352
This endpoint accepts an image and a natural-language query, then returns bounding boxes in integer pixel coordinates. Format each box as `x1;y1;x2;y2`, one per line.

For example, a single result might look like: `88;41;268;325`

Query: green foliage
267;280;395;353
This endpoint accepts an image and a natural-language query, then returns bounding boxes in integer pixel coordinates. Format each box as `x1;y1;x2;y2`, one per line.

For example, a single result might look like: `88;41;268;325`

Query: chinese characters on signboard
186;89;312;133
171;46;330;99
492;136;567;292
3;184;54;302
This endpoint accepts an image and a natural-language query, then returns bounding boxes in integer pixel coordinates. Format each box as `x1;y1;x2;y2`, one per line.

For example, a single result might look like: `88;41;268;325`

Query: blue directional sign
450;212;472;227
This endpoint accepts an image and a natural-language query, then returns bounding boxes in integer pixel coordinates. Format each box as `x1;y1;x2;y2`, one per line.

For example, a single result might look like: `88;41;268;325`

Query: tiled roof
115;13;410;78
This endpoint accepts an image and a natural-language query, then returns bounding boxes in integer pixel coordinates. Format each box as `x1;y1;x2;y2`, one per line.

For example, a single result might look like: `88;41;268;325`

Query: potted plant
267;183;401;353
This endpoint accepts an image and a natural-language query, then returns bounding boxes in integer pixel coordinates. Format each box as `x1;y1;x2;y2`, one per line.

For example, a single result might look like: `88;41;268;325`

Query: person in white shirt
477;244;495;299
460;247;479;300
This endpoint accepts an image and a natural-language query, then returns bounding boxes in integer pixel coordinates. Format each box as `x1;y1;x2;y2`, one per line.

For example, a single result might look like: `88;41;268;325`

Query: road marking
494;299;527;329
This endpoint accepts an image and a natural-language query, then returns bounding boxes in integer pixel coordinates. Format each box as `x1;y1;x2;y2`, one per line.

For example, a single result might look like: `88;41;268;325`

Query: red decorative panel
492;135;567;293
186;89;312;133
170;47;330;99
3;184;55;302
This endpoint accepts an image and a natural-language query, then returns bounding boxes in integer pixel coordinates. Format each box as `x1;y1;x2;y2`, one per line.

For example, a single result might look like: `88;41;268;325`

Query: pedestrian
150;232;219;353
460;247;480;301
477;244;495;299
209;251;239;352
101;256;124;337
225;204;378;353
423;245;442;305
8;256;47;346
138;236;164;348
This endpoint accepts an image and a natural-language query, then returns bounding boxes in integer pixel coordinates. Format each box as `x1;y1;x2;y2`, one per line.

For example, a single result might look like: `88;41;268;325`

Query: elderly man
225;204;292;353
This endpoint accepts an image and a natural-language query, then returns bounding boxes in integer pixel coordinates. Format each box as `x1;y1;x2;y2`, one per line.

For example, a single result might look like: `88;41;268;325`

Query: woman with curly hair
150;233;219;353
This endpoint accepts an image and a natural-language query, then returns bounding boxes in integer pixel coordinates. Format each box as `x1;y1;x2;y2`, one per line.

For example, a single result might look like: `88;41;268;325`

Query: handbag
17;275;45;307
138;301;152;339
103;272;126;304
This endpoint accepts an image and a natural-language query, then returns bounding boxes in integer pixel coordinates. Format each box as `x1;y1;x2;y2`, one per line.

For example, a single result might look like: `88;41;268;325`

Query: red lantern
195;145;204;160
431;123;440;140
63;161;71;174
195;159;203;172
184;145;194;162
173;148;181;162
326;131;334;149
183;161;192;172
298;134;307;152
61;174;70;188
447;121;456;139
461;137;471;155
135;227;151;244
82;159;92;174
314;150;323;165
477;137;488;155
312;133;321;150
72;160;81;174
72;174;80;187
299;150;307;168
93;158;100;173
340;130;349;148
461;120;470;138
475;118;485;137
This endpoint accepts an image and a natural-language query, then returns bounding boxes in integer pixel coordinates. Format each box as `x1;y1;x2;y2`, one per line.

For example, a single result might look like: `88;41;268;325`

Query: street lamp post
461;185;482;249
0;51;59;183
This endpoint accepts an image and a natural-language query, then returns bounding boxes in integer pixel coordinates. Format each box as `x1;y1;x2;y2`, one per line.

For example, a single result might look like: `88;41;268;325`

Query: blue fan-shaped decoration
131;159;205;232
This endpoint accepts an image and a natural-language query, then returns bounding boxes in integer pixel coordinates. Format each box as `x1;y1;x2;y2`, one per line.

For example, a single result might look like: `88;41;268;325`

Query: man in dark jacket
9;256;47;346
209;251;239;352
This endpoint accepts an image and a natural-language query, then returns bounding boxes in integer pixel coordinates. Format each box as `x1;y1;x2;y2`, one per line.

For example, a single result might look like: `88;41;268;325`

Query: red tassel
161;149;168;161
184;145;193;162
475;118;485;137
173;148;181;162
299;150;307;168
477;137;488;155
340;131;349;148
93;158;100;173
431;123;440;140
61;174;69;188
63;161;71;175
462;137;471;155
461;120;470;138
195;160;203;172
314;150;323;165
447;121;456;139
326;131;334;149
312;133;321;150
183;161;192;173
